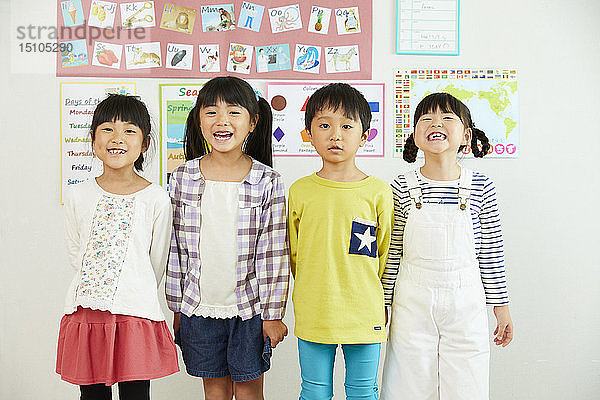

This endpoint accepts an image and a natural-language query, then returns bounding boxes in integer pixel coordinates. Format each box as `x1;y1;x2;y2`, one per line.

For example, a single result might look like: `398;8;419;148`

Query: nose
110;133;125;144
431;116;443;127
330;126;342;141
216;110;230;125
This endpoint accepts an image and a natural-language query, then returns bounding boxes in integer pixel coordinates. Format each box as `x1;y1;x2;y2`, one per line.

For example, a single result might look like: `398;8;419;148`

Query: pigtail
183;104;210;161
470;127;490;158
244;96;273;167
403;134;419;163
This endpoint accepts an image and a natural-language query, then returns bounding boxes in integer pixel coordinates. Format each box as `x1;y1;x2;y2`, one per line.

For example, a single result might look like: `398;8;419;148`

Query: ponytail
403;133;419;163
183;104;210;161
469;126;490;158
244;96;273;167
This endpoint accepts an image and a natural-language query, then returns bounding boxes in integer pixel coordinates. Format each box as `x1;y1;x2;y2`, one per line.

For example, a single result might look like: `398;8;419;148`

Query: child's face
309;106;367;165
92;120;148;173
414;107;469;157
199;99;257;157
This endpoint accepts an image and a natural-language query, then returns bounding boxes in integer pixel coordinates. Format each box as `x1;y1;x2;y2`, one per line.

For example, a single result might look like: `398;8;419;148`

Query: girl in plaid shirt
167;76;290;399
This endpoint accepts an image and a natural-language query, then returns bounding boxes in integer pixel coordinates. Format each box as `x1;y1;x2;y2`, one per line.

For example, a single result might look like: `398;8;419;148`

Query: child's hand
493;305;513;347
263;319;288;348
173;312;181;334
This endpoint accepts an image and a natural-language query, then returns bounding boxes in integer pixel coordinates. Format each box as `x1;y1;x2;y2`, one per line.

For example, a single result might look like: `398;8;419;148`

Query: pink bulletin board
56;0;373;79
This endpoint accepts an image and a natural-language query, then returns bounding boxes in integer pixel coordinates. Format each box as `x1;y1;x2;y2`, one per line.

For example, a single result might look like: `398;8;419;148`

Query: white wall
1;0;599;399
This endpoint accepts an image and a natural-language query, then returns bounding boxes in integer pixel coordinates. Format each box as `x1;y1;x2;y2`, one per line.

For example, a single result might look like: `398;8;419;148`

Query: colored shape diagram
273;127;285;142
367;128;377;141
300;96;309;111
271;95;287;111
300;128;310;142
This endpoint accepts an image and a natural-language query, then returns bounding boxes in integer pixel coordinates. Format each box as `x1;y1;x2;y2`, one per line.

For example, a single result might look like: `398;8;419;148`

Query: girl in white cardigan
56;94;178;400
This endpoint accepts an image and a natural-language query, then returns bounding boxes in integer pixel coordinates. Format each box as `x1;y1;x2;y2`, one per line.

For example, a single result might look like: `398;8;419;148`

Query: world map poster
394;69;519;158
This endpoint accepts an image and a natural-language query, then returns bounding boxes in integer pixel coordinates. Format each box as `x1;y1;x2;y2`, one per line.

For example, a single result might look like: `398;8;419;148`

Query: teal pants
298;338;380;400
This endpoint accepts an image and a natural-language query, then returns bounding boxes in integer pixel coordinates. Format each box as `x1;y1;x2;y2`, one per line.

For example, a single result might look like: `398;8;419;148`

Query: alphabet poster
265;82;385;157
60;82;136;202
394;69;520;158
56;0;373;79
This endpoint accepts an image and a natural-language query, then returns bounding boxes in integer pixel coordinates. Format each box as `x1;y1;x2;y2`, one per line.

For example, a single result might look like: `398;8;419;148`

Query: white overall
381;168;490;400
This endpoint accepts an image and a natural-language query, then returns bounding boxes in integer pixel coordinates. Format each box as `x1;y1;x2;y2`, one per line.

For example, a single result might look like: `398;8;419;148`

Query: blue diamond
273;127;285;142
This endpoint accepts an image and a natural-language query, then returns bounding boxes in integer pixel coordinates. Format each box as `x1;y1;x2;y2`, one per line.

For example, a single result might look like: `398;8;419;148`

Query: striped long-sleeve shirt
381;169;509;306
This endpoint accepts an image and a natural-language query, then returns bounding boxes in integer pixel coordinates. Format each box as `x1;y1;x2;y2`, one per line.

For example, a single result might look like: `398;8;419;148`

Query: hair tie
252;88;261;102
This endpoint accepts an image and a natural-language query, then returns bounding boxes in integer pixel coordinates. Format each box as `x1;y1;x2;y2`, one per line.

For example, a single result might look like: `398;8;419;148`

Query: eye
100;127;113;132
204;110;216;116
229;110;241;115
125;129;138;134
342;124;353;130
319;123;330;129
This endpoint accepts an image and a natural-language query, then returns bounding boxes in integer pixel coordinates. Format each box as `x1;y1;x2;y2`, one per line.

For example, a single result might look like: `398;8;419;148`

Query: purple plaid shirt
166;157;290;321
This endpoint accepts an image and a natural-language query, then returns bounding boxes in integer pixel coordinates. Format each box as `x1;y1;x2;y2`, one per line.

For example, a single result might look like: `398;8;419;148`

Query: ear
249;114;259;133
359;129;369;147
464;128;472;145
141;136;150;154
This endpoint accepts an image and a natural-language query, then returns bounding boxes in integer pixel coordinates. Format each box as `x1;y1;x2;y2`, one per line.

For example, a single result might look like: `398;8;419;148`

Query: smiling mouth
214;132;233;140
427;132;447;141
107;148;126;154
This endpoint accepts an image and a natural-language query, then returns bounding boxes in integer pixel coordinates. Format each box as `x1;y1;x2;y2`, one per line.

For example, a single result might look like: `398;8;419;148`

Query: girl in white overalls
381;93;514;400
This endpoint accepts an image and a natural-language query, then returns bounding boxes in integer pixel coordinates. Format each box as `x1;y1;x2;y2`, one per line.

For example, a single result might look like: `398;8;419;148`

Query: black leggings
80;380;150;400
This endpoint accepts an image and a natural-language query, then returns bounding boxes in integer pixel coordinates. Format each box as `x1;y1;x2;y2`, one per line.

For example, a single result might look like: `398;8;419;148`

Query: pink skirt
56;307;179;386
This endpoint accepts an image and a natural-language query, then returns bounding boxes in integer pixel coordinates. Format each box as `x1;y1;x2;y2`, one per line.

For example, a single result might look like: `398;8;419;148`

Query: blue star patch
348;218;377;258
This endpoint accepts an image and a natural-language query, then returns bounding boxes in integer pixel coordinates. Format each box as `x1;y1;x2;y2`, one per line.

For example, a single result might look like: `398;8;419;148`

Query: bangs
195;77;258;115
313;85;360;121
91;94;151;134
413;93;466;127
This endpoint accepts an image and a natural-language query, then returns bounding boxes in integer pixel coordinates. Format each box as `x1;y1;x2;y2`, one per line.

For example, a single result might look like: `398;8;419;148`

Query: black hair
184;76;273;166
89;94;152;171
304;83;372;134
403;92;490;163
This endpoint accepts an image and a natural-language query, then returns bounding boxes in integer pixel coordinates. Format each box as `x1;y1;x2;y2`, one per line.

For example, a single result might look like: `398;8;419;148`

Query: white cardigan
62;179;172;321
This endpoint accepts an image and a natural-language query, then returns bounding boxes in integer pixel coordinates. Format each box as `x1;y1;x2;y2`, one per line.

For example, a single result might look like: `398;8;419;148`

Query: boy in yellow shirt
288;83;394;400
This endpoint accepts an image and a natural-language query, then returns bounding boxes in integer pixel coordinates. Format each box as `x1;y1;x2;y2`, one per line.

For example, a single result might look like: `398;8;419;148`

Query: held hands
173;312;181;334
263;319;288;348
493;305;514;347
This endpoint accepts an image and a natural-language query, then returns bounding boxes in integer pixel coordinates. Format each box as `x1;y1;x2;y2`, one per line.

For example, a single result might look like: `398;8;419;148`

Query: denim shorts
175;313;271;382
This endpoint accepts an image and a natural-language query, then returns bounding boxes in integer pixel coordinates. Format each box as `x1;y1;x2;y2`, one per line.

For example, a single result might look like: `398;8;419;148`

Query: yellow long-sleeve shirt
288;173;394;344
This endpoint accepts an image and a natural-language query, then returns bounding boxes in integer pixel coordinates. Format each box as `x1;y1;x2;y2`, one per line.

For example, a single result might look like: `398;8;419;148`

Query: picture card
166;43;193;70
335;7;361;34
125;42;162;69
238;1;264;32
92;41;122;69
160;3;197;34
325;45;360;73
255;44;292;73
268;4;302;33
199;44;220;72
227;43;253;74
293;44;321;74
201;4;236;32
88;1;117;29
307;6;331;34
121;1;156;29
61;0;85;27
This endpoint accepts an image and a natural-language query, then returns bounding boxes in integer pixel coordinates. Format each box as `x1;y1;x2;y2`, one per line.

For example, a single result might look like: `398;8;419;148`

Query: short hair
304;83;372;134
89;94;152;171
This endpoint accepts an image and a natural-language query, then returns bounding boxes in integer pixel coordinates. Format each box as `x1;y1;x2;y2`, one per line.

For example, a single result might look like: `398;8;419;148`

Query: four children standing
57;78;513;400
